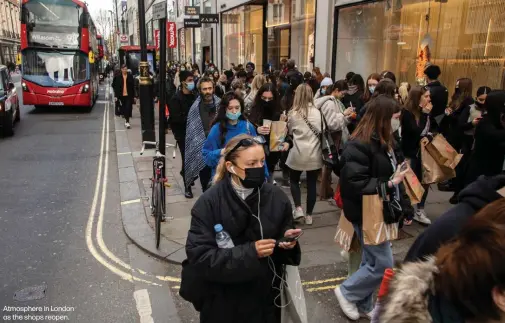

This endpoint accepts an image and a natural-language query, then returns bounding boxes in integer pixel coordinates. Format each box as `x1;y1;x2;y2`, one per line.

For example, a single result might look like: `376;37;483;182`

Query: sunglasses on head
226;136;266;159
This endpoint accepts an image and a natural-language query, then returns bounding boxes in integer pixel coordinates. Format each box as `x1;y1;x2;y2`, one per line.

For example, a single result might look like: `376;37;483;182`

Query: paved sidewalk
114;99;454;265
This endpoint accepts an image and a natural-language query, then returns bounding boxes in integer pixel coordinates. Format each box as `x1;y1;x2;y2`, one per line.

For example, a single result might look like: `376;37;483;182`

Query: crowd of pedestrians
151;58;505;322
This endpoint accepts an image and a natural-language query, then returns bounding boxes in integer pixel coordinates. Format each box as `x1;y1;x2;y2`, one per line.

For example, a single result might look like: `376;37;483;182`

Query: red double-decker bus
20;0;99;109
96;34;104;59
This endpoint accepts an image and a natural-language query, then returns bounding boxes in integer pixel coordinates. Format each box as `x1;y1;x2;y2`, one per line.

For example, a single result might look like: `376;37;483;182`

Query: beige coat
286;106;324;171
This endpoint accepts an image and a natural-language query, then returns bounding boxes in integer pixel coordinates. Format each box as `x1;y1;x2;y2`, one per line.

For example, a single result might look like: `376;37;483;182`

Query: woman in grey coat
286;84;324;225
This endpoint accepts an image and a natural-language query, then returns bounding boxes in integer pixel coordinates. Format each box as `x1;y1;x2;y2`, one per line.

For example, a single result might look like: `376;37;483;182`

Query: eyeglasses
225;136;266;159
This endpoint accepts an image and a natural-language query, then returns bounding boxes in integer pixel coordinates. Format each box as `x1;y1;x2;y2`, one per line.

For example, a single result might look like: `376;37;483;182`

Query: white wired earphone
252;188;295;309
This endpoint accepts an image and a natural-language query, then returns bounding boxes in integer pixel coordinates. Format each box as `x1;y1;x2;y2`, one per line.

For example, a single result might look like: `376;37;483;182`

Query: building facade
0;0;20;66
165;0;505;91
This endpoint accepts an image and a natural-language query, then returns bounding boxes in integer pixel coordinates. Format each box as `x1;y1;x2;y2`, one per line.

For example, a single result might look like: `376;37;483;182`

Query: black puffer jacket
339;135;413;224
168;89;196;140
426;80;449;131
405;174;505;263
181;175;301;323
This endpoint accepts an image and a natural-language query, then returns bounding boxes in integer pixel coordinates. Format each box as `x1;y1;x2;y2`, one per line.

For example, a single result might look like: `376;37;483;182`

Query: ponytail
213;157;227;184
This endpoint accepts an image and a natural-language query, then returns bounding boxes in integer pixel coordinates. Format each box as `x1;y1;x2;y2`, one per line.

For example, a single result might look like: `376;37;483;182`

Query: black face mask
454;88;461;96
233;166;265;188
261;100;274;109
475;101;485;109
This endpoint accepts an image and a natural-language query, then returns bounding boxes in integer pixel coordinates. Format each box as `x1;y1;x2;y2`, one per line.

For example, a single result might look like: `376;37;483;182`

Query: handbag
333;183;343;208
378;182;403;224
301;110;339;167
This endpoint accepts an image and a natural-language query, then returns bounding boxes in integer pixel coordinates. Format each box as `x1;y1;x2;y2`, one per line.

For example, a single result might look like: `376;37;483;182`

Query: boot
184;186;193;199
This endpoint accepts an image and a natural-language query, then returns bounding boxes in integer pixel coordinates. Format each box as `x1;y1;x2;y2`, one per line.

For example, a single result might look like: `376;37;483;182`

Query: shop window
222;5;263;70
290;0;315;72
334;0;505;91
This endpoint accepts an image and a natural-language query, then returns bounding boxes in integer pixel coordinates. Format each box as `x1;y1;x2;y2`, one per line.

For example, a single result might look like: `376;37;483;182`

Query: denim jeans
340;224;394;313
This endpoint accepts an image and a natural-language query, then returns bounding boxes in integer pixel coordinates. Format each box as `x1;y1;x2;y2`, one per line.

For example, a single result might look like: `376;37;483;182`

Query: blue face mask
321;89;326;95
226;111;241;120
369;86;376;94
186;82;195;91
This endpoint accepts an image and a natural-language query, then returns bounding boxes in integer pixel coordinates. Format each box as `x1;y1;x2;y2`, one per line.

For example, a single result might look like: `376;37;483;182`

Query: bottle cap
377;268;395;299
214;224;223;232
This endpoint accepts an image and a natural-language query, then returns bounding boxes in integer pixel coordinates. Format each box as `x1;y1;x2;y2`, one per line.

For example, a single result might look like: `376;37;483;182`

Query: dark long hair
362;73;381;103
248;83;281;126
404;85;428;122
450;78;473;111
351;95;401;149
372;78;397;99
212;92;246;146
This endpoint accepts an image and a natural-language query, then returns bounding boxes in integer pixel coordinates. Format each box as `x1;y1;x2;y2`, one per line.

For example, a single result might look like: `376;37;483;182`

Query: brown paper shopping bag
269;121;288;152
425;134;463;169
403;167;425;205
334;211;360;252
421;138;456;184
362;195;399;245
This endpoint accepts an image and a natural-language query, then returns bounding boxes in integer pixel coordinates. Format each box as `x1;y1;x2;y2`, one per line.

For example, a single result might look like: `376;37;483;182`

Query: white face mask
391;118;401;133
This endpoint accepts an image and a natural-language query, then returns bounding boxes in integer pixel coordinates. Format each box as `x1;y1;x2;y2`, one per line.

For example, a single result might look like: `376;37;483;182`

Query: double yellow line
84;85;181;286
302;276;347;292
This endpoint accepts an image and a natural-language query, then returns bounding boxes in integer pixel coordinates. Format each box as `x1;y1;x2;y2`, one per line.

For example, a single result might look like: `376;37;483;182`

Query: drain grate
13;284;47;301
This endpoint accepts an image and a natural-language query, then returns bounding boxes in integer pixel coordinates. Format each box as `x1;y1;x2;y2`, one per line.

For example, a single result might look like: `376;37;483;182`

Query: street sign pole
136;0;155;143
158;18;167;160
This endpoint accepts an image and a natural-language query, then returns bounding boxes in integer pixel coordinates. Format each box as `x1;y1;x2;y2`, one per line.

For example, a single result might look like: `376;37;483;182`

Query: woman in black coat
400;85;433;225
248;83;289;182
181;134;301;323
465;90;505;187
442;78;475;203
336;95;413;321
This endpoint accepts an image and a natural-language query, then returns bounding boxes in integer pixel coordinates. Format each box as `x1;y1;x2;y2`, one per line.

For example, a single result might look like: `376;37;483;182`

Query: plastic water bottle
214;224;234;248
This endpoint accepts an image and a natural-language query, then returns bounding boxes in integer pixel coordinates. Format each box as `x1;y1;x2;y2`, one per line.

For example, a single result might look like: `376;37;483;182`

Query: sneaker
334;286;359;321
273;180;277;186
293;207;304;222
359;308;375;321
305;215;313;225
125;122;131;129
413;209;431;225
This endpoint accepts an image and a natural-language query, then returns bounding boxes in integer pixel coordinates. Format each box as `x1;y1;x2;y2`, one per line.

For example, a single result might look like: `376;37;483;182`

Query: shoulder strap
300;112;321;138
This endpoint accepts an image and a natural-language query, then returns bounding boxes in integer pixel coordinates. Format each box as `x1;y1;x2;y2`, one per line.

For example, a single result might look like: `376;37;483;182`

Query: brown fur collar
379;257;438;323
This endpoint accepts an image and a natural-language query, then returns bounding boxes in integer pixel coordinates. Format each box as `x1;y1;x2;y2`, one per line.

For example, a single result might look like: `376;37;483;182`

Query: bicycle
140;140;177;248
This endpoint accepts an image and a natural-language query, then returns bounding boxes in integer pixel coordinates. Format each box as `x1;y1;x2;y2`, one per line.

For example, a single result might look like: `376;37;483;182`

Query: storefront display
291;0;315;72
222;5;264;70
333;0;505;91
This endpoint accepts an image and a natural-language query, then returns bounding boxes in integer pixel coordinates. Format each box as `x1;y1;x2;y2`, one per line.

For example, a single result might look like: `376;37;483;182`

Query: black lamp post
136;0;155;142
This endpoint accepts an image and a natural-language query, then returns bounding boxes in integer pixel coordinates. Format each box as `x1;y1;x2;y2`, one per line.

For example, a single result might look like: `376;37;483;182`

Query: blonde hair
289;83;314;118
213;134;260;183
250;74;266;92
398;82;411;104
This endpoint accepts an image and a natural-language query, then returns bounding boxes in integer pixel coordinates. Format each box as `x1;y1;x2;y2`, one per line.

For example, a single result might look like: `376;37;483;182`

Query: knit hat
321;77;333;87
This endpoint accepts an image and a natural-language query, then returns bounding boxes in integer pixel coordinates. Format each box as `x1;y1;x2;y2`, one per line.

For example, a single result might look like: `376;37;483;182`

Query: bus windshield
23;0;84;48
22;49;89;87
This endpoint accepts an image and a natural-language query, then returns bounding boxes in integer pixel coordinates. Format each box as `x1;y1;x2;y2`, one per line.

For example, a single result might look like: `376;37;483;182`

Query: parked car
0;65;20;137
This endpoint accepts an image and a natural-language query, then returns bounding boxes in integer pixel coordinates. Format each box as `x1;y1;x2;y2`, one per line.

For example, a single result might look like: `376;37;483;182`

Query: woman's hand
255;239;276;258
445;107;453;116
280;142;290;151
278;229;302;250
280;114;288;122
390;164;409;186
422;102;433;114
257;126;270;135
343;107;353;116
472;117;482;126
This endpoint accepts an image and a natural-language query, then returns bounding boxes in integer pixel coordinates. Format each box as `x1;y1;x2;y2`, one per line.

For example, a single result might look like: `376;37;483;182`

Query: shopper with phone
181;134;301;323
401;85;433;225
335;95;414;321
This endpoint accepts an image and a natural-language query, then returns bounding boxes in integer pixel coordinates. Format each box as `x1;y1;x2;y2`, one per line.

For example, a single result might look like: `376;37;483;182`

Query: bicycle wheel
154;182;163;249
